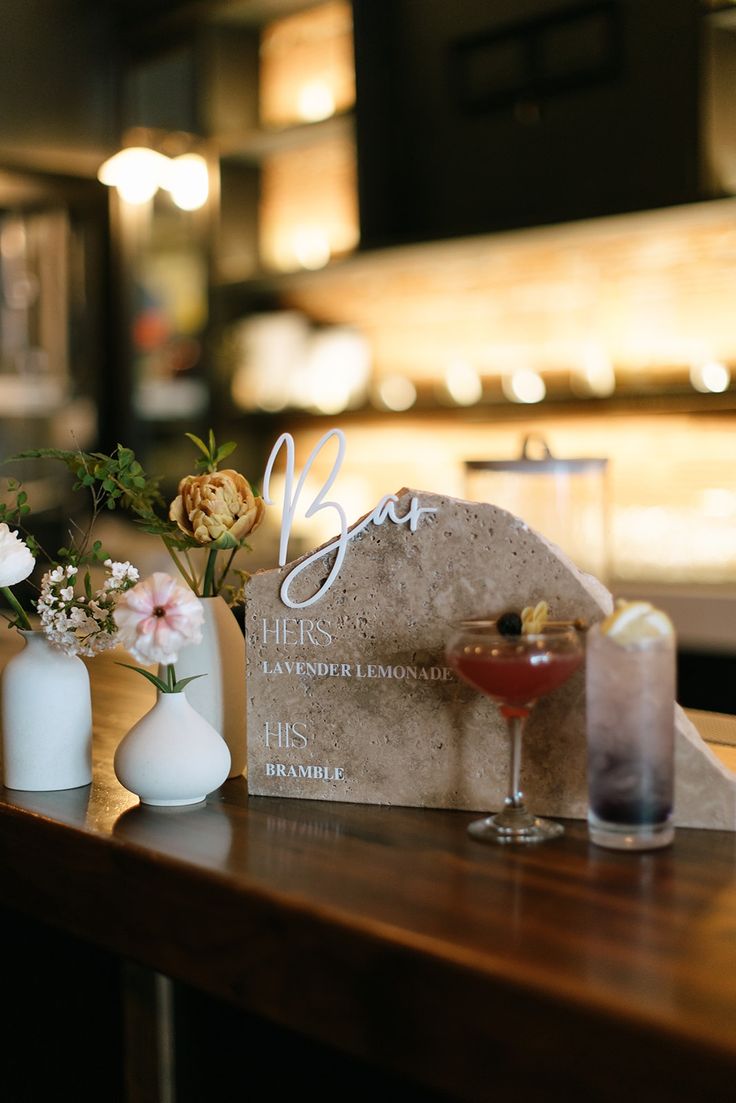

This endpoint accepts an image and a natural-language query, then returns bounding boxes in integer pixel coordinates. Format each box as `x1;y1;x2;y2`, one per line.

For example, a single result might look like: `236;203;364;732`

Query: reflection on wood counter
1;635;736;1101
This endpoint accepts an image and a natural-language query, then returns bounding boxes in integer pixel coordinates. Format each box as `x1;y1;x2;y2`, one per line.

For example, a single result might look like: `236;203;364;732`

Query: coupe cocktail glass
447;622;583;844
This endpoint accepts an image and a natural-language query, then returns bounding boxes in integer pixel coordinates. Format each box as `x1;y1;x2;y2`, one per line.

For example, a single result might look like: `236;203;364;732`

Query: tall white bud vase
166;596;246;778
1;631;93;791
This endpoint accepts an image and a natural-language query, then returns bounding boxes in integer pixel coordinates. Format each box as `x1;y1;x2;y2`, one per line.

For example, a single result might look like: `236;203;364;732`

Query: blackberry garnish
497;611;522;636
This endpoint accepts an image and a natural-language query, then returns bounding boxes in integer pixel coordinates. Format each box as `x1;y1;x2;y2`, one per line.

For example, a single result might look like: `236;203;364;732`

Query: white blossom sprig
36;559;139;657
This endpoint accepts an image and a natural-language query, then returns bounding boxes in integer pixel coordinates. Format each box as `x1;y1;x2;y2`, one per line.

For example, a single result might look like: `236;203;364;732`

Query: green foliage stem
1;586;32;631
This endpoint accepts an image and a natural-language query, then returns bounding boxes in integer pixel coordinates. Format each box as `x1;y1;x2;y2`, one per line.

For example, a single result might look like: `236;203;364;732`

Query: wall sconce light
444;360;482;406
291;225;331;269
502;368;546;404
690;360;731;394
97;147;170;204
98;146;209;210
296;79;336;122
375;375;417;411
162;154;210;211
571;347;616;398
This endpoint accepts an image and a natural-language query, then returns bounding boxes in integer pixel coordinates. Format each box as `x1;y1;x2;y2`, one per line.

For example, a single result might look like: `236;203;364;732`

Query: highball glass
586;624;675;850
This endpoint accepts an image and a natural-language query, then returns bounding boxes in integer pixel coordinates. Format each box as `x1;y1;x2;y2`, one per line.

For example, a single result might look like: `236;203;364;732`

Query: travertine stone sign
246;489;736;828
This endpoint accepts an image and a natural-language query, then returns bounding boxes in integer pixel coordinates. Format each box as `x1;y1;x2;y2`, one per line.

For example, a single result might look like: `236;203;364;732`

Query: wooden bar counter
2;634;736;1102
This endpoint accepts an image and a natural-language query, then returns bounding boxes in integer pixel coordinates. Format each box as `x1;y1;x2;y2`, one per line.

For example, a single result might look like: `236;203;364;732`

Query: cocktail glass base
588;811;674;851
468;806;564;845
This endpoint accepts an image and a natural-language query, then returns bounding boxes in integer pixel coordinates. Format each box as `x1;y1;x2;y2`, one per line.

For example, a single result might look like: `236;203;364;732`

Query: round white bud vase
113;691;231;807
1;630;93;791
162;595;246;779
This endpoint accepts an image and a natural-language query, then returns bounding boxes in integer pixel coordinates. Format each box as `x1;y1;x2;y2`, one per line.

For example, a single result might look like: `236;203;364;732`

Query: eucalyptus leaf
172;674;206;692
185;433;210;459
214;441;237;465
115;662;171;694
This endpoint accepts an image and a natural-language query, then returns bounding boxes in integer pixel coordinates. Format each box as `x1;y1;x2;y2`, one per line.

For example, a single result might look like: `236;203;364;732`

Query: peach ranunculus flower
113;572;204;666
169;470;265;549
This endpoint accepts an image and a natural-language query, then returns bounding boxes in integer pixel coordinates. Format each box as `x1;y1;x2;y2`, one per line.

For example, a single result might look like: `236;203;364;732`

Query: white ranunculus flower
0;523;35;587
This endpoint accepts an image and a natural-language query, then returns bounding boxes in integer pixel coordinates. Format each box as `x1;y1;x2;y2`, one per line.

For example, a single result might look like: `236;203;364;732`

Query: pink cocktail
447;622;583;844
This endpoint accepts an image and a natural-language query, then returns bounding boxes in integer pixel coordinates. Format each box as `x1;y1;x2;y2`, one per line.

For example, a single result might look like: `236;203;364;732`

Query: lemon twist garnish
600;599;674;646
521;601;549;634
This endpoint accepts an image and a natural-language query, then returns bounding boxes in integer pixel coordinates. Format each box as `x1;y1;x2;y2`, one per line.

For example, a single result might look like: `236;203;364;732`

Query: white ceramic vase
1;630;93;791
166;595;246;778
114;691;231;807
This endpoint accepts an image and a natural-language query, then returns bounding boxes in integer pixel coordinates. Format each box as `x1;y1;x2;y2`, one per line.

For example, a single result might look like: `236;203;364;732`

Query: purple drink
586;607;675;850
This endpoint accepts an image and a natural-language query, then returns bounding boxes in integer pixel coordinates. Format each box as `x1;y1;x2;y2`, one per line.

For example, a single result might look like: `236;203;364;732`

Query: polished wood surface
2;634;736;1101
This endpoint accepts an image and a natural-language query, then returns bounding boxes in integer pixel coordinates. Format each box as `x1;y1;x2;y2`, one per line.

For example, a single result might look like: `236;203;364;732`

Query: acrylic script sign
262;428;437;607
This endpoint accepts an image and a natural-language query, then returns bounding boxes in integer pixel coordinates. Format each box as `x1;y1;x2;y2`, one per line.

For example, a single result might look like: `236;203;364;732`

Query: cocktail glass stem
490;707;538;831
467;703;565;844
507;709;525;809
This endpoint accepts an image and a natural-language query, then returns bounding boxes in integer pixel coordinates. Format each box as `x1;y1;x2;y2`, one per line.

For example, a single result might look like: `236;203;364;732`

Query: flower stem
216;547;238;593
184;549;202;593
167;664;176;692
203;549;218;597
1;586;32;631
163;539;198;594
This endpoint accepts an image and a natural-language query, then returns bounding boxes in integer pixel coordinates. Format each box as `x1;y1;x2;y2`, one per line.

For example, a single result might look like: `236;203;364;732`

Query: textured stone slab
675;708;736;829
245;488;736;828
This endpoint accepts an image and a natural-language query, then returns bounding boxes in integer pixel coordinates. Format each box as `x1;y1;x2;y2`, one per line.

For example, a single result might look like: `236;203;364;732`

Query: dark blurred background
2;0;736;703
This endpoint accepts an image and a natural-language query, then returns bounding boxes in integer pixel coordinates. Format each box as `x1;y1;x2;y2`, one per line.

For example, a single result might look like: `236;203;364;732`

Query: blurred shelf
705;2;736;27
213;0;323;24
217;110;353;163
223;387;736;428
116;0;321;44
212;249;357;292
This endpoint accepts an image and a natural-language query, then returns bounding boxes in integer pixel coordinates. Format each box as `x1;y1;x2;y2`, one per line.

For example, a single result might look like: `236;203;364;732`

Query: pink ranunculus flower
113;572;203;666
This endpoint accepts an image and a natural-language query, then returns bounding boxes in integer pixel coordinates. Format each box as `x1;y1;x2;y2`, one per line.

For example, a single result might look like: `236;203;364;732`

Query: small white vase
1;630;93;791
166;595;246;778
114;691;231;807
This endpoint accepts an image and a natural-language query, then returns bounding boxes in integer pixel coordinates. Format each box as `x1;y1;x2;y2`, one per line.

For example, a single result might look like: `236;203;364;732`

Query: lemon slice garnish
601;600;674;645
644;609;675;637
521;601;549;634
601;601;653;637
